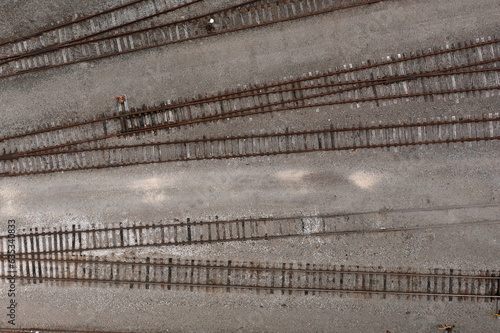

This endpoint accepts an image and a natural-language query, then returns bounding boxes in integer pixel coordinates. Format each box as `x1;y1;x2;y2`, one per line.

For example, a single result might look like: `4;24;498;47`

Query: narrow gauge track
0;210;498;255
0;37;498;157
0;0;148;46
0;113;498;176
0;0;199;55
0;0;382;79
1;255;499;300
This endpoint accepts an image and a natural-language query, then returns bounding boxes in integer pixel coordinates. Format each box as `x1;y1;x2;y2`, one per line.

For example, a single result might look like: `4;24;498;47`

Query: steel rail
115;38;499;111
0;0;259;64
108;61;499;131
57;0;382;50
3;134;498;176
0;0;205;64
3;112;499;160
1;274;498;299
27;84;500;159
0;0;149;47
2;67;497;160
143;85;500;134
1;125;499;176
1;133;499;176
118;59;500;116
1;27;495;87
0;37;495;142
3;256;499;280
118;69;500;135
62;0;205;45
36;0;259;48
0;0;384;80
2;202;497;240
1;219;499;254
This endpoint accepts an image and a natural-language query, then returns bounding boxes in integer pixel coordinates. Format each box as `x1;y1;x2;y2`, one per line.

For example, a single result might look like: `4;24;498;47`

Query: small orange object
116;96;126;104
352;149;357;152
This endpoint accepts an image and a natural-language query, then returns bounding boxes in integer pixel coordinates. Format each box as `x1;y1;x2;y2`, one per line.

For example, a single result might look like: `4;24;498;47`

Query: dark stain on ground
303;171;347;186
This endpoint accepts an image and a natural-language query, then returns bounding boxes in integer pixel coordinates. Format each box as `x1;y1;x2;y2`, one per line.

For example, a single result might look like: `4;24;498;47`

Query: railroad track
0;0;382;79
1;210;499;255
0;37;498;160
0;113;498;176
0;0;199;56
1;255;499;301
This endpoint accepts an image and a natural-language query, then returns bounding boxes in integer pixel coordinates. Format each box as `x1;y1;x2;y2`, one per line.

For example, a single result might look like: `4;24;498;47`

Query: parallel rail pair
0;0;383;79
2;37;498;145
0;114;499;176
2;255;499;300
0;37;499;176
1;210;499;255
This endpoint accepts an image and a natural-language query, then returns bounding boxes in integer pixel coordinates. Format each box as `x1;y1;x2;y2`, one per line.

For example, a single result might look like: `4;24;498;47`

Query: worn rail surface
0;209;499;255
0;0;382;79
0;37;498;157
0;0;200;54
0;113;498;176
1;255;499;300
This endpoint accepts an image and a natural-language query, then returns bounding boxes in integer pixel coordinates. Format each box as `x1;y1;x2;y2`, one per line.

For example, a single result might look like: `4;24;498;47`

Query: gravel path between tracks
3;284;500;332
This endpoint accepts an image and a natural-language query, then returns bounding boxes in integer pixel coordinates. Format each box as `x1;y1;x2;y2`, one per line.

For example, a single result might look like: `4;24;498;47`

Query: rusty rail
0;114;498;176
1;66;498;160
2;112;498;160
0;0;149;47
0;0;205;65
1;82;499;161
0;38;496;143
1;255;499;299
0;212;498;253
0;0;384;80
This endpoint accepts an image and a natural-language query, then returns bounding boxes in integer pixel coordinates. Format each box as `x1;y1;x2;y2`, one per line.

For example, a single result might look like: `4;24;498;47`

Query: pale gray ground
11;285;500;332
0;0;500;332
